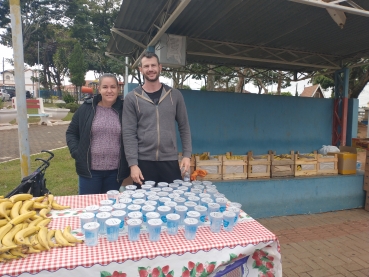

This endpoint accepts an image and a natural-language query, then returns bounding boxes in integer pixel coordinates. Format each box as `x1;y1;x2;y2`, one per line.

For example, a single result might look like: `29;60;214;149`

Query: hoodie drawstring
135;95;140;113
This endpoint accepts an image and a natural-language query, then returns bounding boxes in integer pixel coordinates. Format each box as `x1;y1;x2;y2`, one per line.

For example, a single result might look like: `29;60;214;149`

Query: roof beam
111;28;146;49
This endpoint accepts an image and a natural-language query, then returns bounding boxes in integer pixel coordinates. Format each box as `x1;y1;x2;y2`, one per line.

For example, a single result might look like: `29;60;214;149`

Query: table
1;194;282;277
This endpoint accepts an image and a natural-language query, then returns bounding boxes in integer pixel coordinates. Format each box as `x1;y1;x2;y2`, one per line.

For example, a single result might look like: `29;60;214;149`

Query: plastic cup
127;219;142;241
194;205;207;225
213;193;225;199
157;182;168;188
145;180;156;187
144;200;158;209
157;206;171;224
79;212;95;234
132;199;146;206
183;192;195;199
150;187;162;192
158;197;171;206
202;181;213;186
127;204;142;213
100;199;114;207
111;210;126;230
178;186;189;192
192;180;202;186
209;212;223;233
200;197;214;208
166;213;180;235
206;188;218;199
145;191;157;197
188;196;200;205
141;205;156;224
161;187;173;193
184;218;199;240
173;179;183;184
184;201;197;211
164;201;177;213
207;203;220;215
206;185;217;190
112;203;126;211
182;182;192;190
172;190;184;196
157;191;169;197
186;211;201;223
106;190;119;204
119;198;133;205
96;212;111;235
229;202;242;209
147;195;160;202
145;211;160;226
135;189;146;194
173;197;186;205
174;205;188;225
141;184;153;191
99;206;113;213
125;185;137;191
85;205;99;215
147;219;163;242
169;183;180;189
222;211;236;232
215;197;228;212
83;222;100;246
228;206;241;223
132;193;145;200
191;188;202;196
128;211;143;221
193;184;205;191
123;190;136;196
199;193;211;199
168;193;180;199
106;218;121;242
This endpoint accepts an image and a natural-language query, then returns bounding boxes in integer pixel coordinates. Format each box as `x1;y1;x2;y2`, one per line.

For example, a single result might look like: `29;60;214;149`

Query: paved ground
1;124;368;276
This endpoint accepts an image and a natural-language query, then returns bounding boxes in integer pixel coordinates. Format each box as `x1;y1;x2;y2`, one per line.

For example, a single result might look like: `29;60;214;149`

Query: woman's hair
98;73;118;86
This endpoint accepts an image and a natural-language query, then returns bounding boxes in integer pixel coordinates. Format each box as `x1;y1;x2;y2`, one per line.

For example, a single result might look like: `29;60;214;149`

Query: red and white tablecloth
1;194;282;277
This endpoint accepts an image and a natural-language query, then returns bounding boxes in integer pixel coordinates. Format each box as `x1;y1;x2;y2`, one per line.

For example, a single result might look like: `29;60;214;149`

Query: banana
0;201;13;221
9;248;27;258
47;194;54;209
37;227;50;250
9;193;33;203
26;246;41;254
51;201;70;210
0;198;11;203
39;207;51;219
55;229;75;247
9;211;36;226
0;196;3;198
28;217;44;228
19;200;34;214
63;226;83;244
34;195;46;203
0;219;7;227
0;252;19;260
22;222;29;229
0;244;19;254
14;226;40;246
10;201;22;219
47;229;59;248
37;218;51;228
33;202;49;210
0;223;13;243
2;224;23;247
30;234;45;251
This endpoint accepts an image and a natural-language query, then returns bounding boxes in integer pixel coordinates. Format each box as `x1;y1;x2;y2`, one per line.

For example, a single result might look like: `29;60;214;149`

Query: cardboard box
329;146;357;175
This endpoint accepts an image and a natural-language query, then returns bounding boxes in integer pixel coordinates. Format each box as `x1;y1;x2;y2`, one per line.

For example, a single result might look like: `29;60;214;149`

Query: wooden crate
195;153;222;180
269;150;295;178
247;151;271;179
222;153;248;180
295;152;317;177
317;153;338;175
178;153;195;174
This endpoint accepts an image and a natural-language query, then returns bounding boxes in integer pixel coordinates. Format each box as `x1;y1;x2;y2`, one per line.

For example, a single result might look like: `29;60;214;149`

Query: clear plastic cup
150;187;162;192
202;181;213;186
182;182;192;190
132;193;145;200
184;218;199;240
169;183;180;189
128;211;143;221
183;192;195;199
157;191;169;197
83;222;100;246
100;199;114;207
141;184;153;191
222;211;236;232
229;202;242;209
119;193;131;200
206;188;218;199
168;193;180;199
207;203;220;215
166;213;180;235
173;197;186;206
200;197;214;208
162;187;173;193
157;182;169;188
119;198;133;205
194;205;207;225
144;200;158;209
106;190;120;204
209;212;223;233
186;211;201;222
199;193;211;199
213;193;225;199
111;210;126;230
99;206;113;213
164;201;177;213
188;196;200;205
215;197;228;212
85;205;99;215
145;180;156;187
145;211;160;226
174;205;188;225
157;206;171;224
127;204;142;213
125;185;137;191
147;219;163;242
228;206;241;223
123;190;136;196
147;195;160;202
79;212;95;234
190;188;202;195
132;199;146;206
192;180;202;186
173;179;183;184
141;205;156;224
106;218;121;242
193;184;205;191
178;186;189;192
145;191;157;197
112;203;127;211
184;201;197;211
158;197;171;206
172;190;184;196
96;212;111;235
127;219;142;241
135;189;146;194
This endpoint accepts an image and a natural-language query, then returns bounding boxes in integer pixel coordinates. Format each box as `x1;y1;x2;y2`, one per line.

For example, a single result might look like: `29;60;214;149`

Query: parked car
0;89;10;101
6;88;16;99
26;90;33;98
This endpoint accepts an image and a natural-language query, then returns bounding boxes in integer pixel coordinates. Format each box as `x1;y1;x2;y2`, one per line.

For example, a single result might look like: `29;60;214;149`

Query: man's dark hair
139;51;160;67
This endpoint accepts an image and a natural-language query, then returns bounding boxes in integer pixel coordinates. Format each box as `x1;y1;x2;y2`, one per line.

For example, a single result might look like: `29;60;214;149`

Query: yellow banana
14;226;40;246
47;194;54;208
0;201;13;220
9;193;33;203
10;200;22;219
0;223;13;243
2;224;23;247
19;200;34;214
30;234;45;251
39;207;51;219
37;218;51;228
34;195;46;203
9;248;27;258
55;229;75;247
26;246;41;254
0;195;3;198
33;202;49;210
63;226;83;243
51;201;70;210
9;211;37;226
0;252;19;260
0;219;8;227
0;244;19;254
0;198;11;203
28;217;44;228
22;222;29;229
37;227;50;250
47;229;59;248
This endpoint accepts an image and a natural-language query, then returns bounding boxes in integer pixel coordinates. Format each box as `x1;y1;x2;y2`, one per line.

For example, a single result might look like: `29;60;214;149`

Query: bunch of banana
274;154;292;160
198;152;210;160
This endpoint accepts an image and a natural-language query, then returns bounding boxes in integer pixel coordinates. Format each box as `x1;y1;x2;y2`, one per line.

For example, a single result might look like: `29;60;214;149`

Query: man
122;51;192;187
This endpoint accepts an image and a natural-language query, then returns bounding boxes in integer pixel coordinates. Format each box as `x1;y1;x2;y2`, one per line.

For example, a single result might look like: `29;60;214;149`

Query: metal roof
107;0;369;73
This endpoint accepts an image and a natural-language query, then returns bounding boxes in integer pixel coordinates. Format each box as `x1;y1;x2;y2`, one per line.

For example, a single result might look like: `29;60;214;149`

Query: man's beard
144;71;160;82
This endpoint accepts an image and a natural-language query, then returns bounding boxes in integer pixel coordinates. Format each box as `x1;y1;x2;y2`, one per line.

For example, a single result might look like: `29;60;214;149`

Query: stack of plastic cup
127;219;142;241
144;200;158;209
184;201;197;211
166;213;180;235
191;188;202;196
85;205;99;216
79;212;95;234
132;192;145;200
227;206;241;223
100;199;114;207
132;199;146;206
186;211;201;222
111;210;126;231
83;222;100;246
157;182;168;188
112;203;126;212
164;201;177;213
150;187;161;193
215;197;228;212
99;206;113;213
157;191;169;198
157;206;171;224
200;197;214;208
106;190;120;204
141;184;153;191
184;218;199;240
183;192;195;199
128;211;143;221
174;205;188;225
209;212;223;233
188;196;200;205
199;193;211;199
127;204;142;213
169;183;180;189
162;187;173;193
147;219;163;242
119;197;133;206
147;195;160;202
158;197;171;206
194;205;207;225
96;212;111;235
106;218;121;242
222;211;236;232
125;185;137;191
145;212;160;226
141;205;156;224
145;180;156;187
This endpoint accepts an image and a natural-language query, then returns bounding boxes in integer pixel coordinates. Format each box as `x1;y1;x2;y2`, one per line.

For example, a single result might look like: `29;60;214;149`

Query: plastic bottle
183;171;190;182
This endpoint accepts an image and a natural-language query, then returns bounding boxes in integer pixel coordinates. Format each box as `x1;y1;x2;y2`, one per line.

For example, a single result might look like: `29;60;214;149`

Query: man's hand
180;157;191;174
130;165;144;185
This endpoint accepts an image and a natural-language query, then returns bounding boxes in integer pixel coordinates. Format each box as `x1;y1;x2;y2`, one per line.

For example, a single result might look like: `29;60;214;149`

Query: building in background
1;68;39;96
300;84;325;98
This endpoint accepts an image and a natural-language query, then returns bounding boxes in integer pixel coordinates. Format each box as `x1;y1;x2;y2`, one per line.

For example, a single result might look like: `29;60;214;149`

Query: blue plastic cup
169;183;180;189
164;201;177;213
186;211;201;223
145;191;157;198
107;190;120;205
119;198;132;206
125;185;137;191
215;197;228;212
147;219;163;242
213;193;225;199
127;219;142;242
184;218;199;240
178;186;189;192
141;184;153;191
199;193;211;199
144;200;158;209
183;192;195;200
141;205;156;224
83;222;100;247
132;199;146;207
132;193;145;200
127;204;142;213
145;212;160;227
193;184;205;191
128;211;143;221
200;197;214;208
112;203;126;212
229;202;242;209
166;213;180;235
191;180;202;186
106;218;121;242
157;206;171;224
147;195;160;202
202;181;213;186
99;206;113;214
188;196;200;205
157;182;169;188
182;182;192;191
174;205;188;225
206;188;218;200
184;201;197;212
79;212;95;234
100;199;114;207
207;203;220;215
85;205;100;215
194;205;207;225
168;193;180;200
162;187;173;193
173;197;186;205
96;212;111;235
157;191;169;198
190;188;202;196
111;210;126;230
150;187;161;193
172;190;185;196
173;179;183;184
228;206;241;223
158;197;171;206
144;180;156;187
222;211;236;232
209;212;223;233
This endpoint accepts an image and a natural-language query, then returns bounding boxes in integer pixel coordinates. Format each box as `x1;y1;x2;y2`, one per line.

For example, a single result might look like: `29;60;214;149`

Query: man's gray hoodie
122;84;192;167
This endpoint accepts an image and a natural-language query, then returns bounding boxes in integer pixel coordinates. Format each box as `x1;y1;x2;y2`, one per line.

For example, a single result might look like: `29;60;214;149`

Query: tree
68;42;87;101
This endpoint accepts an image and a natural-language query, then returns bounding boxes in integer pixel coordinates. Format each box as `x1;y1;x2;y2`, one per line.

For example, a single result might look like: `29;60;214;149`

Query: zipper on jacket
156;105;160;161
86;104;96;178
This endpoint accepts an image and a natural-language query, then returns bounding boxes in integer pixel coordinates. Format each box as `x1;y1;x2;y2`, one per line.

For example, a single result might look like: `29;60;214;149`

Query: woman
66;74;129;194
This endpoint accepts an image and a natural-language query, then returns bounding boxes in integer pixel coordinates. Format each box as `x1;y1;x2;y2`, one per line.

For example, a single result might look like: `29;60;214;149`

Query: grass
0;147;78;197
